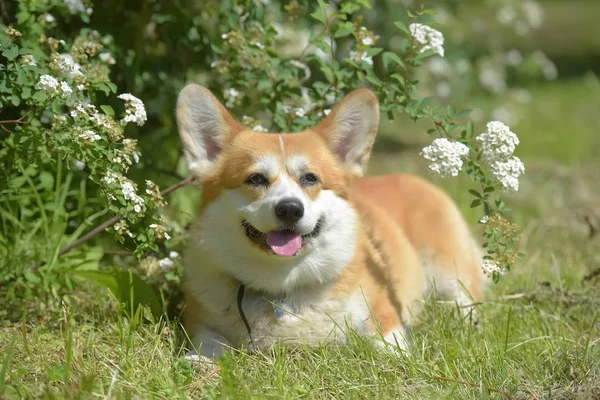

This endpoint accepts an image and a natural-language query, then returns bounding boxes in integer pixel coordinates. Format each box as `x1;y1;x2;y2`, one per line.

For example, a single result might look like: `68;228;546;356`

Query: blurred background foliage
1;0;599;315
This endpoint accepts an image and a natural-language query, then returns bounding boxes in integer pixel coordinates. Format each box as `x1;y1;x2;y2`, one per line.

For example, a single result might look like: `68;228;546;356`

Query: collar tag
273;297;292;319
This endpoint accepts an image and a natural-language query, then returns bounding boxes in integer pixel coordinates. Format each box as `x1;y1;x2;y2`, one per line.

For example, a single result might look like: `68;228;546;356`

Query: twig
28;175;195;271
187;366;220;392
433;375;512;399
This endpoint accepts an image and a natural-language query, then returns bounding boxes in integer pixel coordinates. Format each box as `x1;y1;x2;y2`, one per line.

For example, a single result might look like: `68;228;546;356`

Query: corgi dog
176;84;485;358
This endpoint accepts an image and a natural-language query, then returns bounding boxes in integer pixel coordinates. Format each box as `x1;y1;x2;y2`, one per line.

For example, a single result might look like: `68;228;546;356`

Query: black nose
275;198;304;224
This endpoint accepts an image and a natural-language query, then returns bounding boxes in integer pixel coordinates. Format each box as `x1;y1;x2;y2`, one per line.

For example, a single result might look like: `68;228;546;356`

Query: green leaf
366;73;383;87
382;51;405;70
447;105;455;117
470;199;482;208
100;105;115;116
340;3;361;14
310;7;327;24
469;189;482;199
39;171;54;190
320;65;334;83
10;95;20;107
2;46;19;61
333;22;355;38
394;21;410;35
69;270;162;318
466;121;474;139
24;270;41;284
32;91;48;102
457;109;473;118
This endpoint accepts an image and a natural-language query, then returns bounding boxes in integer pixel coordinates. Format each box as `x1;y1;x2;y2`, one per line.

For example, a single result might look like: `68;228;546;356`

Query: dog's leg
189;327;230;359
382;325;412;351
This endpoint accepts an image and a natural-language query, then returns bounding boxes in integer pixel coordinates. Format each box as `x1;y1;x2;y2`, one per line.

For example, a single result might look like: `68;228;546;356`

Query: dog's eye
246;173;269;186
301;172;319;186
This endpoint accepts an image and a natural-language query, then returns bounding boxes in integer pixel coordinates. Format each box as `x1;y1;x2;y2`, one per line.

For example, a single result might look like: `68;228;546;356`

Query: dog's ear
314;88;380;176
176;84;243;177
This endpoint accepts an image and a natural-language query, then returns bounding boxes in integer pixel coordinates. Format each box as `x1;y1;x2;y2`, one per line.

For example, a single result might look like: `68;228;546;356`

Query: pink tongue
266;231;303;256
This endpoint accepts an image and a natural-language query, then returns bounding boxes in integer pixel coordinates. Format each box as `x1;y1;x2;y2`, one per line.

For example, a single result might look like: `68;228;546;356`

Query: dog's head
176;85;379;292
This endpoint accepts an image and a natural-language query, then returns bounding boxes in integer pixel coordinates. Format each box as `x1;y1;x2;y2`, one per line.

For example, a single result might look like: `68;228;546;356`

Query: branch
28;175;196;271
433;375;513;399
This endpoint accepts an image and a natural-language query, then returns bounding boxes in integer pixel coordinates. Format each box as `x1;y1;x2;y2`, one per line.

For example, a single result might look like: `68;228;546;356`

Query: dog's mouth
241;218;324;257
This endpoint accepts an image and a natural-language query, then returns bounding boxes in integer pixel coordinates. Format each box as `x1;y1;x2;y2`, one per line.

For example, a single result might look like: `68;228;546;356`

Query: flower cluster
145;180;165;207
50;53;83;79
103;172;145;213
242;116;268;133
409;23;445;57
149;222;171;241
69;102;123;142
481;258;507;277
117;94;147;126
349;50;374;66
223;87;242;108
78;129;101;142
114;220;133;238
476;121;525;193
35;75;72;98
139;251;180;279
420;138;470;178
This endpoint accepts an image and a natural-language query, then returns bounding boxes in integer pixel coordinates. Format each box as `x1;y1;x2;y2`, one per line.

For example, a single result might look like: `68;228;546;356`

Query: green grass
2;77;600;399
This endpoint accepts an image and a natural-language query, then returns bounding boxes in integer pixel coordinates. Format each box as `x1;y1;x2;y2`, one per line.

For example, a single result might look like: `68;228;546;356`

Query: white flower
79;130;101;142
45;14;55;23
86;7;93;15
55;54;83;78
294;107;306;117
455;59;471;74
409;23;445;57
21;54;37;66
505;49;523;66
36;75;59;92
77;84;86;91
532;51;558;80
103;171;121;185
59;81;73;97
225;88;240;98
253;125;268;132
479;215;489;224
435;81;451;98
169;251;179;259
427;58;451;76
250;41;265;50
134;204;142;213
99;52;116;65
482;259;507;277
117;93;147;126
420;138;470;178
361;37;374;46
476;121;520;164
491;106;518;126
349;50;373;66
479;67;506;94
324;108;331;116
73;160;86;170
158;258;175;270
496;7;516;24
522;0;544;29
489;156;525;193
64;0;85;14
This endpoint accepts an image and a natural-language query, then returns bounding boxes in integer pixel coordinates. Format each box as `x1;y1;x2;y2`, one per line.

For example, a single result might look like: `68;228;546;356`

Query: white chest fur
239;285;372;350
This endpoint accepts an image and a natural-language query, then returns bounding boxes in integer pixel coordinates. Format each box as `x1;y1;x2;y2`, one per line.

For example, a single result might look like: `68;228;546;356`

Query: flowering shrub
1;0;528;305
